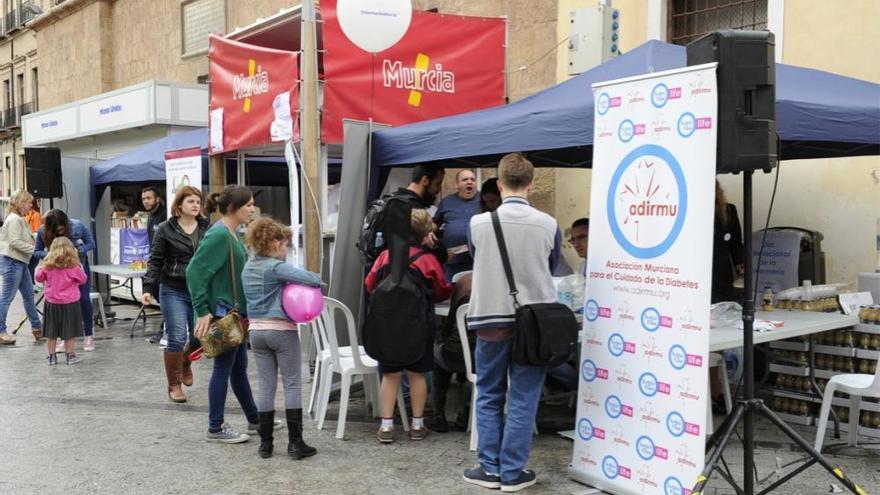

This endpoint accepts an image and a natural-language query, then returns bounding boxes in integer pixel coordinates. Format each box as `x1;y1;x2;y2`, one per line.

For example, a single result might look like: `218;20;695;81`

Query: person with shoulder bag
187;185;267;444
462;153;570;493
142;186;210;403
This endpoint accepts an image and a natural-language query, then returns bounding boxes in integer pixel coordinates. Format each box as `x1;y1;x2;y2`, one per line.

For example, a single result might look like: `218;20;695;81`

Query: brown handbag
201;233;247;358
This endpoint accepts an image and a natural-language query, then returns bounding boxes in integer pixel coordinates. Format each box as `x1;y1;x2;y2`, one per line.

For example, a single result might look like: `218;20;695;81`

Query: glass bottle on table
762;287;774;311
798;401;809;416
801;376;812;393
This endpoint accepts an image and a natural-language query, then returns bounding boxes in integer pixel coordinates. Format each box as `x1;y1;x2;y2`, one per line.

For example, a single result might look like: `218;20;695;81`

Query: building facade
23;0;880;283
0;0;45;199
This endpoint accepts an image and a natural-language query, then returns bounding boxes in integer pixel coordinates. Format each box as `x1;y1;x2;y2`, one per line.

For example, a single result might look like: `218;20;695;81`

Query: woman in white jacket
0;190;43;345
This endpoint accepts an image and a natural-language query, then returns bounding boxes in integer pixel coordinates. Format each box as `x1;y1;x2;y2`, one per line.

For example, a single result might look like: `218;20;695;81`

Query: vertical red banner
208;35;300;154
320;0;506;144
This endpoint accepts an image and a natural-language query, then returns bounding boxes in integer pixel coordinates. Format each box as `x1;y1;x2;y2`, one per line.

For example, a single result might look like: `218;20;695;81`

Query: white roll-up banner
570;63;718;495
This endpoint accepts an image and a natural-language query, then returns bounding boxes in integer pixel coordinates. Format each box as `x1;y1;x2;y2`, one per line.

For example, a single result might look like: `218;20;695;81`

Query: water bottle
375;232;385;251
557;276;574;309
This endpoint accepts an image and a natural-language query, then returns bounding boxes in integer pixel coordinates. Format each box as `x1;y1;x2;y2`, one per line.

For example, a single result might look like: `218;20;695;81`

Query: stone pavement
1;298;878;495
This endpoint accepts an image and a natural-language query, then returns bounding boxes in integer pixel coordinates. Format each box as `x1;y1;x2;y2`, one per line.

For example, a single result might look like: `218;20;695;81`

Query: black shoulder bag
490;211;578;367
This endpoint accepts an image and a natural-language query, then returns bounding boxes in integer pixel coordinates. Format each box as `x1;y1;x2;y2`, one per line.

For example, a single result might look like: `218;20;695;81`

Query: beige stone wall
109;0;204;90
37;0;296;108
37;1;109;108
227;0;294;32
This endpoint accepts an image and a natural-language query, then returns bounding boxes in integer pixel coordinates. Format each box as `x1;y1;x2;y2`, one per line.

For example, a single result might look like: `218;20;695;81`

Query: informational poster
119;228;150;265
750;230;801;293
165;147;203;220
570;64;718;495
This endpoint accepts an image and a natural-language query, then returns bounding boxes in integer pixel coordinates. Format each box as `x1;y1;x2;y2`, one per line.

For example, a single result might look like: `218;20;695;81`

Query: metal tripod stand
691;171;868;494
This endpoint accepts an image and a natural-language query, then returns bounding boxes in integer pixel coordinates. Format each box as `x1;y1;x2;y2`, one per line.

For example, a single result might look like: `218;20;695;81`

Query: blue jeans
78;269;93;337
475;337;546;483
0;256;42;334
208;342;259;431
546;362;579;391
159;285;198;353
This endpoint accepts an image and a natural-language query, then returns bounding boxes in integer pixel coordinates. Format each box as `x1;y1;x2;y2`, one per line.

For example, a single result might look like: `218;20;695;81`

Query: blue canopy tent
90;128;209;207
371;40;880;168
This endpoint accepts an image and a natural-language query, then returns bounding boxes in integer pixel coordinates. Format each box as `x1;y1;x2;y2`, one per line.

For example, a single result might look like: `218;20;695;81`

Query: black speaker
687;30;776;174
25;147;62;198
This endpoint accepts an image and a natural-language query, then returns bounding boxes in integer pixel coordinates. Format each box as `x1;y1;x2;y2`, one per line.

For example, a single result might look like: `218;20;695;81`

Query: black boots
257;411;275;458
286;408;317;460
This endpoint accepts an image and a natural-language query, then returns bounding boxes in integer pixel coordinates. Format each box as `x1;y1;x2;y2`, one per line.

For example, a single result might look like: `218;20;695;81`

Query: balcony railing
18;102;33;118
4;10;17;34
20;3;35;25
4;107;18;128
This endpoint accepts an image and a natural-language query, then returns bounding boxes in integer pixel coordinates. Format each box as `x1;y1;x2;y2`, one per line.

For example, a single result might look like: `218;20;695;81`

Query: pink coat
35;265;87;304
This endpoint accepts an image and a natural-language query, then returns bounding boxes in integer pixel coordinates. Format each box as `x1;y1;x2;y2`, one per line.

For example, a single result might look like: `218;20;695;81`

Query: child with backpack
365;209;453;443
35;237;88;365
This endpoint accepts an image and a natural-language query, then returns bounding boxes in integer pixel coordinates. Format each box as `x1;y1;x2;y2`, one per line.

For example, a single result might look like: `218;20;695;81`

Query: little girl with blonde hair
35;236;87;365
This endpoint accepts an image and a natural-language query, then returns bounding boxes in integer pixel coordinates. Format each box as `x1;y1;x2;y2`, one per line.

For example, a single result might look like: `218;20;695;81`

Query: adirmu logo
232;59;270;113
383;54;455;107
607;144;687;259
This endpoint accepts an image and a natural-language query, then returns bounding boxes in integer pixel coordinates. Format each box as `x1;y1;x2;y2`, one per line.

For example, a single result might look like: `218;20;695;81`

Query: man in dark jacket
141;186;166;245
384;164;446;275
141;186;167;344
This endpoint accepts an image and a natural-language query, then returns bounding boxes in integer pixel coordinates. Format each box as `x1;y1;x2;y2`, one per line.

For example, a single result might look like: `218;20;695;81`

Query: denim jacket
34;219;95;273
242;255;322;320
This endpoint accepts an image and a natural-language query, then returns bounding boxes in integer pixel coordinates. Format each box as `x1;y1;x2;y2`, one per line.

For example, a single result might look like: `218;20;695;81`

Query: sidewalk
0;297;877;495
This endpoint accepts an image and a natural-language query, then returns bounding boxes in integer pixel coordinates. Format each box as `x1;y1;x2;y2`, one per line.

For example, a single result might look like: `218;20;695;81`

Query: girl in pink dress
35;236;87;365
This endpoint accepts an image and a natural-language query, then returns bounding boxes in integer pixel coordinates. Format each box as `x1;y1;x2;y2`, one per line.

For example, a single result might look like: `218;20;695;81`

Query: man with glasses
568;218;589;277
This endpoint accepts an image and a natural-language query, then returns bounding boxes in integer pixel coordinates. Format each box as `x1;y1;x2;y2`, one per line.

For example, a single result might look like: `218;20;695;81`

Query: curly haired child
242;217;323;459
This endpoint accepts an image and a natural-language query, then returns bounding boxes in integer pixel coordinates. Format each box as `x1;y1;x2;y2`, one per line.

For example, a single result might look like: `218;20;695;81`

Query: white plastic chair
306;313;369;418
814;361;880;451
89;292;107;328
451;270;472;285
455;303;479;451
706;352;733;432
314;297;408;439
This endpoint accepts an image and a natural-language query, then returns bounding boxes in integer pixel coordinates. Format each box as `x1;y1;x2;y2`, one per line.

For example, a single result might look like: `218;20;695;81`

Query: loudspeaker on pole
687;30;777;174
24;146;63;198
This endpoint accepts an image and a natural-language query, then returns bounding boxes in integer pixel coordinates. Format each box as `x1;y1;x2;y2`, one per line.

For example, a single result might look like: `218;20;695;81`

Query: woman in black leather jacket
142;186;209;403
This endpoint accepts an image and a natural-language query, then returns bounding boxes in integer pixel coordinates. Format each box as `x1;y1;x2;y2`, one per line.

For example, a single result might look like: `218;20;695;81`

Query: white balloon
337;0;413;53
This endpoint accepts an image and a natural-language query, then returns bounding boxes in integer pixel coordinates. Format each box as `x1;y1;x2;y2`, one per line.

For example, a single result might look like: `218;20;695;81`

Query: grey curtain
329;120;390;343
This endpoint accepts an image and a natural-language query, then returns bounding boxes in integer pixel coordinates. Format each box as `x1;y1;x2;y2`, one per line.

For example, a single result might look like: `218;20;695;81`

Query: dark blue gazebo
371;40;880;167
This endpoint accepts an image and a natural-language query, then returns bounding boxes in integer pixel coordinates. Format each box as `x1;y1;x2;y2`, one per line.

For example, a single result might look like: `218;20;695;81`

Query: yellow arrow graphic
408;53;429;107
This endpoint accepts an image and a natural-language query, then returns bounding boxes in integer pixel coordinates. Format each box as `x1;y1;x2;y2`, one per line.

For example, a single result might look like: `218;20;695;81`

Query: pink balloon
282;284;324;323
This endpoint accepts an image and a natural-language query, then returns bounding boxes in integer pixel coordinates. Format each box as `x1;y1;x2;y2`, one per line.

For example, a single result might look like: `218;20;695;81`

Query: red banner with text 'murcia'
320;0;506;144
208;35;299;154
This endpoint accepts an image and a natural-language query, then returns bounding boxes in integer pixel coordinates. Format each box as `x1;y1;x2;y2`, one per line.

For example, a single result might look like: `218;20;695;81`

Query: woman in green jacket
187;185;274;443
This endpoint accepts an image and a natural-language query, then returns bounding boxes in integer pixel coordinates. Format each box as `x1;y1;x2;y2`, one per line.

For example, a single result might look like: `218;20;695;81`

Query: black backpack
358;193;412;265
363;251;432;367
